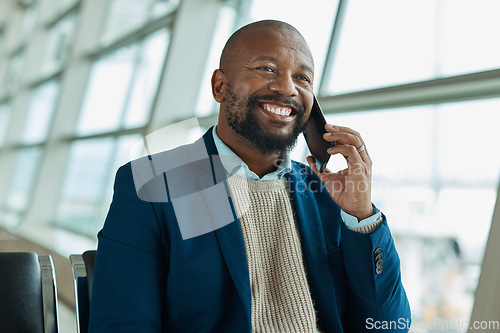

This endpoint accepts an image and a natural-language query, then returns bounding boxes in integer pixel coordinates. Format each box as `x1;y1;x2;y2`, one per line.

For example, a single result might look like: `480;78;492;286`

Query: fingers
323;124;371;164
327;144;366;169
323;124;363;147
323;131;362;146
324;124;361;136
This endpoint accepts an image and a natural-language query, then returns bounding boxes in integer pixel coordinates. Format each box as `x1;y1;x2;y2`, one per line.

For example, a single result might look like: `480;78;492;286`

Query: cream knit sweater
227;176;321;333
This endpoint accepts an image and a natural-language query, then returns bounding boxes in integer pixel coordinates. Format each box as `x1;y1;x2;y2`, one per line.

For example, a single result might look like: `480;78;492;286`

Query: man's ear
211;69;225;103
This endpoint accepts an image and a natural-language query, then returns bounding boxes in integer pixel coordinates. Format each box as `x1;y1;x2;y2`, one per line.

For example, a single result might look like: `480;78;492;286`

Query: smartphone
303;96;335;173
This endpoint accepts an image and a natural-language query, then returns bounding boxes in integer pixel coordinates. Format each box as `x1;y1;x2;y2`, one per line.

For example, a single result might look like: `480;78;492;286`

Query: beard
224;85;307;155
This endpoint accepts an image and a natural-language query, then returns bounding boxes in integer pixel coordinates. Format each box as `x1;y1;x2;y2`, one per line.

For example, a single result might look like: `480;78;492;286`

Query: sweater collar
211;125;292;181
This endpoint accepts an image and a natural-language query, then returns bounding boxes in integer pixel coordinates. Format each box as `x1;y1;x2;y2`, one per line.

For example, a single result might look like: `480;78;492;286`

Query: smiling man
214;21;312;165
89;20;411;332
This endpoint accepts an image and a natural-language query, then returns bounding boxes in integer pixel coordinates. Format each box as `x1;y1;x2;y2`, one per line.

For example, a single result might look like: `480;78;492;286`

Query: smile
262;103;292;116
258;102;298;120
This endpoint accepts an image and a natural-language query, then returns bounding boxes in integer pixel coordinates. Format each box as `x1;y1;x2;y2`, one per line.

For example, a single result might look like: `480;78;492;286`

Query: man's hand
306;124;373;220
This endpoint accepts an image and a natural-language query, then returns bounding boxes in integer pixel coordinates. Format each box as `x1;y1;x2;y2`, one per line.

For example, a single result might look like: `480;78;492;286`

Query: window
0;102;11;147
2;147;43;228
100;0;179;45
247;0;339;88
41;11;78;75
324;0;500;95
2;49;26;95
326;0;437;94
122;30;169;129
195;5;237;116
0;27;4;56
20;2;38;41
325;98;500;327
55;137;115;235
21;80;60;144
436;100;499;184
438;0;500;76
76;29;169;136
150;0;181;19
54;0;79;12
55;134;141;236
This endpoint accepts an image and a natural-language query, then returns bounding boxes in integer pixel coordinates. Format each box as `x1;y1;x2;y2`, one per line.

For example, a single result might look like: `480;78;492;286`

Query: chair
69;250;96;333
0;252;59;333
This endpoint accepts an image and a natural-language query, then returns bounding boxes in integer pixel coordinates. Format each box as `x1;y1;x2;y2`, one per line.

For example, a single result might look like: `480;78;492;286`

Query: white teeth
264;105;291;116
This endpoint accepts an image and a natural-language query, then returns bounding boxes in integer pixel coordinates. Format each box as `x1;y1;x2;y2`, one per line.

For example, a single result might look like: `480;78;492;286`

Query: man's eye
257;66;274;72
297;75;311;83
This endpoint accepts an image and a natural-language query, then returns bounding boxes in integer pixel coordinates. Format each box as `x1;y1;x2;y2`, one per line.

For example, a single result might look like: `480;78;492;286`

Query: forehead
233;27;314;70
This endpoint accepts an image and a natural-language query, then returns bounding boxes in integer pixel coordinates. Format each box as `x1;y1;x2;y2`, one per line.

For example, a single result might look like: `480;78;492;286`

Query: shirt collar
212;126;292;181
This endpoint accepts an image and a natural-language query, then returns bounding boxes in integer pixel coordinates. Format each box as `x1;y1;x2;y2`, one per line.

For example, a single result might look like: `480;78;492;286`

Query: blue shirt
212;126;381;228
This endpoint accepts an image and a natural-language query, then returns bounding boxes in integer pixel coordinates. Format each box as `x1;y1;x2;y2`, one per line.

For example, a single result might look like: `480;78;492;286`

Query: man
89;20;410;332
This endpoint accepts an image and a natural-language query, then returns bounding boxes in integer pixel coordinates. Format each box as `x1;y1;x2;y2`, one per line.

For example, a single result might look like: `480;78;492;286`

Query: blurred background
0;0;499;332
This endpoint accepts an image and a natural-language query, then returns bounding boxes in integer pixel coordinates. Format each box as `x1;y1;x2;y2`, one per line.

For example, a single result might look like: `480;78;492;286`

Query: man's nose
268;74;299;96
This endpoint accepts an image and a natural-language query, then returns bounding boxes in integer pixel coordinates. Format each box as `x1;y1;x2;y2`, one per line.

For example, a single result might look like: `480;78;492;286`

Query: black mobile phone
303;96;335;173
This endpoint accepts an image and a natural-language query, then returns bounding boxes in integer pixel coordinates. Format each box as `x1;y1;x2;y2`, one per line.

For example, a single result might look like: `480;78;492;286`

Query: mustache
247;94;305;114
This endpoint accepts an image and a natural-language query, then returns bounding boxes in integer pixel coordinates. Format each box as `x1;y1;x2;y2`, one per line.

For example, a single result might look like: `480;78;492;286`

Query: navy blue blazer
89;128;411;332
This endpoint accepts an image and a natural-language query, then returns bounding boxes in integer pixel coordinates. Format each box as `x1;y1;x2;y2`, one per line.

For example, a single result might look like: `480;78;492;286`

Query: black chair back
0;252;58;333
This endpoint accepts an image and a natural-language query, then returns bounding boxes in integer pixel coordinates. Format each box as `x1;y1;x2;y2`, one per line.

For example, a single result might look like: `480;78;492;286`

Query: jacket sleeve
89;163;169;332
341;215;411;332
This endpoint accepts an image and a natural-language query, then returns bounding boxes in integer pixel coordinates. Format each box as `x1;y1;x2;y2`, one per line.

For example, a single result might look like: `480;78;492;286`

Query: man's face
218;27;315;155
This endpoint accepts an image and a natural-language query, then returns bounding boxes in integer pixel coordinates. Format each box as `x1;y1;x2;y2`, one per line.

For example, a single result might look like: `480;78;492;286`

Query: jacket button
375;259;383;274
373;247;382;258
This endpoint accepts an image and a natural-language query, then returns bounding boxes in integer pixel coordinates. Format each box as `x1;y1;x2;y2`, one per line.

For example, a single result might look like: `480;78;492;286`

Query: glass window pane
78;29;169;136
195;5;237;117
150;0;180;19
21;80;60;144
3;50;26;95
3;147;43;227
247;0;339;91
123;29;170;129
324;0;500;94
438;0;500;76
91;134;142;235
0;28;4;55
56;138;115;234
326;0;437;94
21;4;38;41
0;102;11;147
435;188;497;259
100;0;153;45
326;106;435;182
56;134;142;236
55;0;78;12
41;11;77;75
76;45;138;136
437;98;500;183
